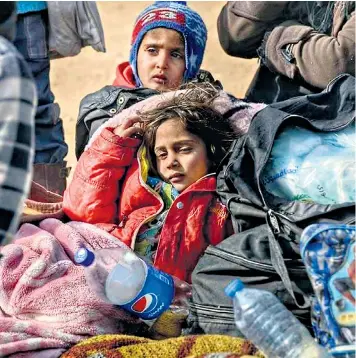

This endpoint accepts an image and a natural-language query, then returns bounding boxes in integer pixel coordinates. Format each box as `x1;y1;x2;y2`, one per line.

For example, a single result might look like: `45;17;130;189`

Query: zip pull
268;210;280;234
118;215;128;228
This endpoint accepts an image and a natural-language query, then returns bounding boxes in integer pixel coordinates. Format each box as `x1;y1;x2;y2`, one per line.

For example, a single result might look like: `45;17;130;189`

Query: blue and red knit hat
129;1;207;87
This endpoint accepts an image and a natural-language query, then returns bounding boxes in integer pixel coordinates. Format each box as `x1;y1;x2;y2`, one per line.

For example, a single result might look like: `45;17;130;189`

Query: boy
113;0;207;90
76;1;213;158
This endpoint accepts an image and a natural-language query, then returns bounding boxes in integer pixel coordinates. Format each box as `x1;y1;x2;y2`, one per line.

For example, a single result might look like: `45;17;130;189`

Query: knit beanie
129;1;207;87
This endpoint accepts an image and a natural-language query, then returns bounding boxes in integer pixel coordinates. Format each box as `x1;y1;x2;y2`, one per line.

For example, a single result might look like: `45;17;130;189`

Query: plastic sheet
261;123;355;205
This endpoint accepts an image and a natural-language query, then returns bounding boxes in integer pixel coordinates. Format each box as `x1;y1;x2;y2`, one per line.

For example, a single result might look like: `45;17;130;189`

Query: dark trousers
14;11;68;164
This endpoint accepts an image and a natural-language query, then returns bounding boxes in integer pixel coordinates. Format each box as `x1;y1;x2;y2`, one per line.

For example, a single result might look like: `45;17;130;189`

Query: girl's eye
147;47;157;54
156;153;167;160
179;147;191;153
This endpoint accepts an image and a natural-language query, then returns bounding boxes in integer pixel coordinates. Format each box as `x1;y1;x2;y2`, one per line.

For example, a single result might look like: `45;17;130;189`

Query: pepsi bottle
74;246;175;320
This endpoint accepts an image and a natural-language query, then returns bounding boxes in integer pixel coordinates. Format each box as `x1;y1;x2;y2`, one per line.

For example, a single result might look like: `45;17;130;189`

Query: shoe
32;161;71;196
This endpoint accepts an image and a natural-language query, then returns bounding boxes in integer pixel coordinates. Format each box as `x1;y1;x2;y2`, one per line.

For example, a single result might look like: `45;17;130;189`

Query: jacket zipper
129;146;164;250
189;302;235;321
205;245;306;274
255;115;296;223
325;73;349;91
154;172;216;264
190;301;308;324
344;217;356;225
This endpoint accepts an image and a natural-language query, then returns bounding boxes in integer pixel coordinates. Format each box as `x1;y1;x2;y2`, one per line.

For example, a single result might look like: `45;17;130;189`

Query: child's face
137;28;186;91
154;118;209;192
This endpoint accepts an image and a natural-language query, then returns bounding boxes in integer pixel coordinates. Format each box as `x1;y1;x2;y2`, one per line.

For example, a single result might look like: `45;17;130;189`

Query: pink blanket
0;219;141;357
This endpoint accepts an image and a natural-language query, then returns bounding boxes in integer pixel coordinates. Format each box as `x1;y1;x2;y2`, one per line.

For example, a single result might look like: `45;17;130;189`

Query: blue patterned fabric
16;1;47;15
134;176;179;263
301;224;356;357
129;1;207;86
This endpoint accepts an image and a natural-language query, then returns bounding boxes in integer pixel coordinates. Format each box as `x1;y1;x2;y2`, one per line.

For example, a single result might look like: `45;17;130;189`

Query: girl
63;85;235;283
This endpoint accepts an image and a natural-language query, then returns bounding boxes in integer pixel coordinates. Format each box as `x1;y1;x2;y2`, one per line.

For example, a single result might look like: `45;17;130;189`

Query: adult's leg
14;10;69;195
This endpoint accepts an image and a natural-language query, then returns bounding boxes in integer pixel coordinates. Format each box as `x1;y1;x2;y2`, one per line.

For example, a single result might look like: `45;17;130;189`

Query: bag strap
266;210;310;309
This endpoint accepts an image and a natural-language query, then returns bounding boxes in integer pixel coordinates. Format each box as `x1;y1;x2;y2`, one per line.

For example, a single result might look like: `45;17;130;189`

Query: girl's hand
171;276;192;308
113;115;144;138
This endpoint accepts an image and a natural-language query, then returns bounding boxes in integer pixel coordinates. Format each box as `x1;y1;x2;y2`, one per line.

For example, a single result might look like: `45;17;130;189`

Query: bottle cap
74;247;95;267
225;279;244;298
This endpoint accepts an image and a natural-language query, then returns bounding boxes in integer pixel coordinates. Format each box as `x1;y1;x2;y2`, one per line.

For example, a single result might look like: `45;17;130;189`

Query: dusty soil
50;1;258;180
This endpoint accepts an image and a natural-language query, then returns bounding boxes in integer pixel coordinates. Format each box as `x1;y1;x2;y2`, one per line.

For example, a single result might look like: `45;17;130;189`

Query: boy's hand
113;115;144;138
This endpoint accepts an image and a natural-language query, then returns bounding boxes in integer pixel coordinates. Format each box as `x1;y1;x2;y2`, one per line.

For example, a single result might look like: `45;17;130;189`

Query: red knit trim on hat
131;8;186;45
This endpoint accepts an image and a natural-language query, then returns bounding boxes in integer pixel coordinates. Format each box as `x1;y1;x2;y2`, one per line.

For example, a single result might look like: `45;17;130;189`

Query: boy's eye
147;47;157;54
171;51;183;59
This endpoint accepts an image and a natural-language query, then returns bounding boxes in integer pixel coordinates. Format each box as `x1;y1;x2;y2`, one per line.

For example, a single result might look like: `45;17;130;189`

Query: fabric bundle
0;219;142;357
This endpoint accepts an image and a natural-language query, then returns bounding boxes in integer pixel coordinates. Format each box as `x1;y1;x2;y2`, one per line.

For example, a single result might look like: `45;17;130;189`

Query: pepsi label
120;263;174;320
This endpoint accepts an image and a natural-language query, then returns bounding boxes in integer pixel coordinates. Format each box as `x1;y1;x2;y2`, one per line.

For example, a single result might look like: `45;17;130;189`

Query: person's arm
260;10;355;88
217;1;288;58
0;40;36;245
63;126;141;224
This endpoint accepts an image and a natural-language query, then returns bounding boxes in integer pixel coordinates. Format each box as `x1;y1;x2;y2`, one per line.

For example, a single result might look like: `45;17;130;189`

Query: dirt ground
50;1;258;180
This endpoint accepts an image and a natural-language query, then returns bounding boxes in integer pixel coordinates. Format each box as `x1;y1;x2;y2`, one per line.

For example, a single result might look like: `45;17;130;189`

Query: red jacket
63;128;232;283
112;61;136;88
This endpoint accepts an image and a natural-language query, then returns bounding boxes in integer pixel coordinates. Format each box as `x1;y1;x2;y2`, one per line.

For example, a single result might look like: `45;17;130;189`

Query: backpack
245;64;320;104
185;74;356;337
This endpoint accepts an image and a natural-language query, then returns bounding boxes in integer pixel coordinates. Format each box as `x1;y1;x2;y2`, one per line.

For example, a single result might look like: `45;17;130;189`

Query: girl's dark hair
140;83;235;175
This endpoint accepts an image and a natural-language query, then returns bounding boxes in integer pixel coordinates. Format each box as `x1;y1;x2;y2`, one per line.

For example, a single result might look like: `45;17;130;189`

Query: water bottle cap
225;279;245;298
74;247;95;267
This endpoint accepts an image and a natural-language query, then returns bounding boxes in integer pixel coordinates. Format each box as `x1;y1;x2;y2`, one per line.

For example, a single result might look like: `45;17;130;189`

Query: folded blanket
0;219;143;357
61;334;265;358
87;88;266;150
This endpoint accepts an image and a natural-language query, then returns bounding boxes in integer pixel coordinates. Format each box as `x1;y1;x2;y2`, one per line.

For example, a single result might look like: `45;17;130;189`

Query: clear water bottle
74;247;175;320
225;279;331;358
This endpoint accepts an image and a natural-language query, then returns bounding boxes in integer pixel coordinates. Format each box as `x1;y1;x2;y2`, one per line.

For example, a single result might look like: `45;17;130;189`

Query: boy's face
137;28;186;91
154;118;209;192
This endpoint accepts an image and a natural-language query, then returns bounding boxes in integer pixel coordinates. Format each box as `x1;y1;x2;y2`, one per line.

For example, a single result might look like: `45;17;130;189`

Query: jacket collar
181;173;217;194
113;61;136;88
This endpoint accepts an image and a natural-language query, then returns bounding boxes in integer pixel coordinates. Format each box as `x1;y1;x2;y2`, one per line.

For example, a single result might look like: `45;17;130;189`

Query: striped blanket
61;334;264;358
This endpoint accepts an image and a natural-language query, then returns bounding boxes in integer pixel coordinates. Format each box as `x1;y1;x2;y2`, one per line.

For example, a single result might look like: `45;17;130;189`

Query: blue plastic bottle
75;247;174;320
225;279;331;358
